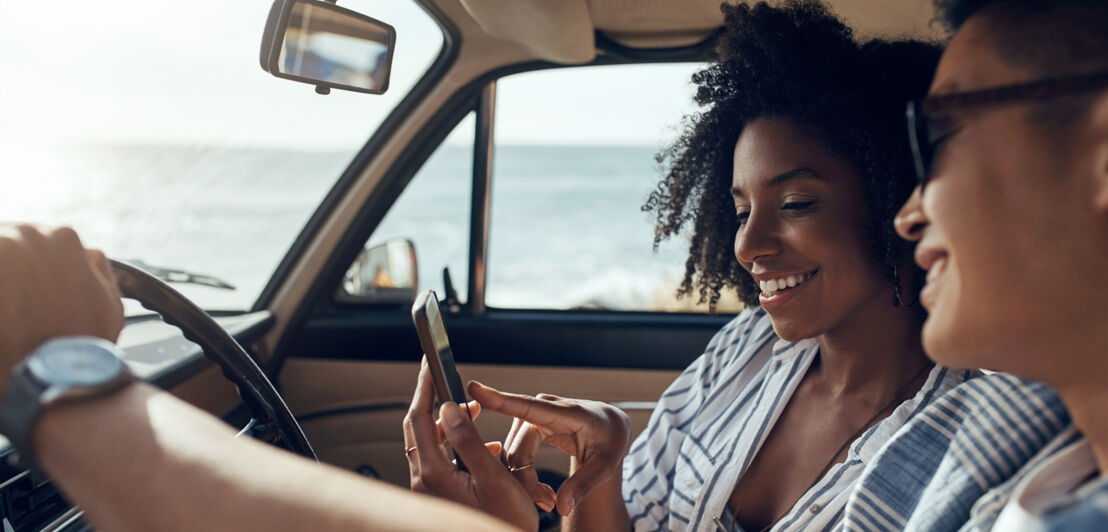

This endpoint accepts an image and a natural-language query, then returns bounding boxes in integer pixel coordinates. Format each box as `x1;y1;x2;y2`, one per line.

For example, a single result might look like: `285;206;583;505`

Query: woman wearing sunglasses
404;1;978;531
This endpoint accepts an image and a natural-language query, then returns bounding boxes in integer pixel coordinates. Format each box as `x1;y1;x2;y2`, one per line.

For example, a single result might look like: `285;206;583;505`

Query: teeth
927;257;946;284
760;271;814;296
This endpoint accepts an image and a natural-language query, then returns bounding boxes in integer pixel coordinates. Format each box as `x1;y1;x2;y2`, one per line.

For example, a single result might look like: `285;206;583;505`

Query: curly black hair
642;0;940;311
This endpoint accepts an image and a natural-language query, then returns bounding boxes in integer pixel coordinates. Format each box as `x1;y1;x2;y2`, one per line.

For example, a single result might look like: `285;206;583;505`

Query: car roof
444;0;943;64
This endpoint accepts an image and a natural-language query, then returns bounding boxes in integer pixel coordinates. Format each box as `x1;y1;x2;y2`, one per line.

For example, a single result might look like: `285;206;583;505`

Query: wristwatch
1;336;135;470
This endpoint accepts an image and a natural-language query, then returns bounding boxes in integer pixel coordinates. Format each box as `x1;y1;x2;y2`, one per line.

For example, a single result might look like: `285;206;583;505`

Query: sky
0;0;709;315
0;0;704;149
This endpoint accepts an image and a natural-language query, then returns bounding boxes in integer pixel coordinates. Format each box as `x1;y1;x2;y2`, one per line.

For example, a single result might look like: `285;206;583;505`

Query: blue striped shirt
622;309;974;531
842;373;1076;531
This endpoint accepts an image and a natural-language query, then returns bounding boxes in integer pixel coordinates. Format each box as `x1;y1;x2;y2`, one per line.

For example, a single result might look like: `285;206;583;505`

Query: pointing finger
469;381;582;431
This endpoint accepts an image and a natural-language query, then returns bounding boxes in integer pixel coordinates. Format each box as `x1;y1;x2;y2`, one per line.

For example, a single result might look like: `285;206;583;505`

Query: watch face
28;339;126;386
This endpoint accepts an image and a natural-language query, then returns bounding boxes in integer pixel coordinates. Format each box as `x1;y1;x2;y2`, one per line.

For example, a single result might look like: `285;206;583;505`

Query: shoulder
704;307;776;356
933;373;1069;429
903;373;1071;483
909;365;982;410
716;306;772;336
845;375;1074;531
666;307;779;404
691;307;778;377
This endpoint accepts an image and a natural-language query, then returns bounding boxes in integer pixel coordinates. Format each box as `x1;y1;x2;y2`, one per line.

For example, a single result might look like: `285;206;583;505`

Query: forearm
561;457;629;532
36;382;519;532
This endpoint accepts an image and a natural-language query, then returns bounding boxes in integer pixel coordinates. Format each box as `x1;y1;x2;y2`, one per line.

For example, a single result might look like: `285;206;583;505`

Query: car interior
0;0;944;530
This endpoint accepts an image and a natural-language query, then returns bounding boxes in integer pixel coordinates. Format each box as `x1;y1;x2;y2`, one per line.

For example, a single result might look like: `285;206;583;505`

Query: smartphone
411;289;473;467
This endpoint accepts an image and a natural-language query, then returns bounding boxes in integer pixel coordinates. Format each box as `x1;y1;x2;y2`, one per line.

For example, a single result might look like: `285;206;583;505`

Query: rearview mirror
338;238;418;303
260;0;395;94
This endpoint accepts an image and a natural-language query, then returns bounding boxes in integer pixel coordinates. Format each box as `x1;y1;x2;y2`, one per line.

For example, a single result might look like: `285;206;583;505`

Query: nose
734;210;782;264
894;187;928;242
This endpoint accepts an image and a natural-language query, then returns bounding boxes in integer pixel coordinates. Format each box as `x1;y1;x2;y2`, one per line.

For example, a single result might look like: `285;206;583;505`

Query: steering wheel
110;259;317;461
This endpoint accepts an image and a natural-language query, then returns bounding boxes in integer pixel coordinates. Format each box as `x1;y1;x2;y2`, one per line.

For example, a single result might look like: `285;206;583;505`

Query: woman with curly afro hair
453;2;980;531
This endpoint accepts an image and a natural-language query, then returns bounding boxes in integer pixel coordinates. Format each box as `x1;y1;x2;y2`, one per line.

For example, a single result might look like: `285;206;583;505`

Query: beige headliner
460;0;941;63
256;0;942;360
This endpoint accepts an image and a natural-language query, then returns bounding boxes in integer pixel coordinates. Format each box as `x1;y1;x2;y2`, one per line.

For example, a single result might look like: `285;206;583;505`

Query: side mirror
260;0;395;94
339;238;418;303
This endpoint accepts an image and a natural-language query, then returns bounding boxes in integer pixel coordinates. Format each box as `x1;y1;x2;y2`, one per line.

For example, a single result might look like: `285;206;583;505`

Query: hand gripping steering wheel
110;259;316;461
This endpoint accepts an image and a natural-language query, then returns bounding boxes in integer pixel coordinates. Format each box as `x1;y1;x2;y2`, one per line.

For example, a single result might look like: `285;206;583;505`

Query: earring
893;266;914;307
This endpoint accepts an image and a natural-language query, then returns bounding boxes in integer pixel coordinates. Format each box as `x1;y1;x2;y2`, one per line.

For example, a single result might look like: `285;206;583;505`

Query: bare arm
0;224;519;532
560;457;629;532
37;382;519;532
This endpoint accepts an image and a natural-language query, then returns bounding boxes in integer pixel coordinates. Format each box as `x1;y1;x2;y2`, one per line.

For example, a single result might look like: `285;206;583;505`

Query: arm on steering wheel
0;224;519;532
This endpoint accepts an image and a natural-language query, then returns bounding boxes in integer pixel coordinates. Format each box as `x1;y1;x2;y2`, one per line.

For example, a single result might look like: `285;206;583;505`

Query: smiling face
894;17;1108;375
731;117;893;341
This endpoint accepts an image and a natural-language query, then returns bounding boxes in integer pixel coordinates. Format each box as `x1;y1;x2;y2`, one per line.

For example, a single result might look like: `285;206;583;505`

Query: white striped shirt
622;308;975;532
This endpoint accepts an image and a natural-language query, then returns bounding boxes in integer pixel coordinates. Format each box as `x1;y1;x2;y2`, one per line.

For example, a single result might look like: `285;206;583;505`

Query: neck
815;289;931;398
1053;356;1108;474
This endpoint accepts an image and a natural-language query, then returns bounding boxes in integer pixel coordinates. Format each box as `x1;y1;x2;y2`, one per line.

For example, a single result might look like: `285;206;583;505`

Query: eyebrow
730;167;824;197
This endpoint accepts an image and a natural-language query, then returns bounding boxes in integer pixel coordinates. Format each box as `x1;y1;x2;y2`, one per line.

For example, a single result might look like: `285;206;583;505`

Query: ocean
1;142;712;313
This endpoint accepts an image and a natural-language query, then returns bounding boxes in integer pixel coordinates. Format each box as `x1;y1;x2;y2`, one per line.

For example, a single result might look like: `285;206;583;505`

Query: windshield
0;0;443;314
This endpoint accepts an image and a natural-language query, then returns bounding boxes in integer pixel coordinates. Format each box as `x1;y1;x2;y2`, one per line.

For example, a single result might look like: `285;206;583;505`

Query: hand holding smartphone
411;289;474;468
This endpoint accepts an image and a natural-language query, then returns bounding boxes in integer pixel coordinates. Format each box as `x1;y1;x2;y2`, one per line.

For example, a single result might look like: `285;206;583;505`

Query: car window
0;0;443;314
350;114;476;303
485;64;743;312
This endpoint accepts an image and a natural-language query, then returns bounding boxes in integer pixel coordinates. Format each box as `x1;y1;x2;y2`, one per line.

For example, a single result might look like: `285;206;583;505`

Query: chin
921;315;992;371
768;318;820;343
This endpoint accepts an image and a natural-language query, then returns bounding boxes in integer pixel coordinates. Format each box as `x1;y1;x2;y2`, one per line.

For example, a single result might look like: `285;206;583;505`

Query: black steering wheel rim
110;259;316;461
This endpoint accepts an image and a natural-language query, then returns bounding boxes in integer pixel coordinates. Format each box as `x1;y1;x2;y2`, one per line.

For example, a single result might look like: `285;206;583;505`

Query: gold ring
509;463;535;473
404;446;417;457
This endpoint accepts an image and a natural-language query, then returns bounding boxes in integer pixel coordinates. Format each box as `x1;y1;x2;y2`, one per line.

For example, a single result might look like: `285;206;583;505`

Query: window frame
253;0;463;312
266;34;722;373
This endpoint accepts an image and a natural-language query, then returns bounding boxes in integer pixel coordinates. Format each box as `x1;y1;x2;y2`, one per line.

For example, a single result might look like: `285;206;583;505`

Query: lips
926;256;947;285
755;269;819;312
920;255;948;309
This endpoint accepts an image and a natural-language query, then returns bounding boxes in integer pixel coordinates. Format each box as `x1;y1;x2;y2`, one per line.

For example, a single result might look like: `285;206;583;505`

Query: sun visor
590;0;724;48
459;0;596;64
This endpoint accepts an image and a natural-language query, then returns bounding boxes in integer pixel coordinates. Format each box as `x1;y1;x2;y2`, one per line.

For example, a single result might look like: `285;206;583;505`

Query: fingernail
441;402;465;428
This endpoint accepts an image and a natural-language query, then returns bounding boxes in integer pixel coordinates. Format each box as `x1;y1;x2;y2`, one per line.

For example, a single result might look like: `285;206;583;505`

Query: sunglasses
906;71;1108;189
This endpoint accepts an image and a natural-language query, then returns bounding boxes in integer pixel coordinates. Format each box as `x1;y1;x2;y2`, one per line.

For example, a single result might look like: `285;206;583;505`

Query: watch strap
1;338;135;471
2;363;47;470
